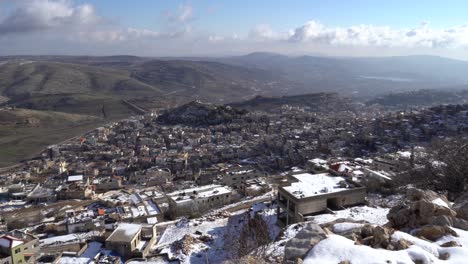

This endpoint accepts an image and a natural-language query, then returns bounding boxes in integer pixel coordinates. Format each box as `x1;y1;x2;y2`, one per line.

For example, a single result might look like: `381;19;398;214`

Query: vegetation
395;138;468;199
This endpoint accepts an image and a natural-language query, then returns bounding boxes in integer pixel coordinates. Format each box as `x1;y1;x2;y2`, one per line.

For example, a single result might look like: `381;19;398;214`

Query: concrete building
221;166;263;190
105;223;157;260
0;234;34;264
167;185;235;218
277;172;366;225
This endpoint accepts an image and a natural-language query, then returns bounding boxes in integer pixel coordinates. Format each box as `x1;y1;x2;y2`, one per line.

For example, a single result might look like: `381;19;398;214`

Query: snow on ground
155;200;279;264
432;198;450;208
303;224;468;264
332;222;365;233
309;206;390;225
304;234;429;264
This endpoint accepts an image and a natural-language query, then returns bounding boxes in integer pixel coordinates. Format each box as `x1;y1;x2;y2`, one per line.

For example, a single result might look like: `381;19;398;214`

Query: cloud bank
1;0;468;58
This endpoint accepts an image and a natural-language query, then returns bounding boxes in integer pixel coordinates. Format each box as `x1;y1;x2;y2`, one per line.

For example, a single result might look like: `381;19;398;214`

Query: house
167;185;235;218
5;231;39;264
94;176;122;193
240;178;270;197
130;168;172;186
277;172;366;225
26;185;56;204
105;223;157;260
0;235;29;264
221;166;263;190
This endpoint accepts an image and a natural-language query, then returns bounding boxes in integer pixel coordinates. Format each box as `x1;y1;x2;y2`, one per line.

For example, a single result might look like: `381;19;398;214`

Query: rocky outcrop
387;200;456;229
284;223;327;262
413;225;458;241
453;200;468;221
157;101;247;126
429;215;468;230
406;188;450;205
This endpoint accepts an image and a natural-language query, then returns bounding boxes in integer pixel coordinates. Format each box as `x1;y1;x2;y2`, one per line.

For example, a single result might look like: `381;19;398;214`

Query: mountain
228;92;354;113
0;107;102;166
220;53;468;98
0;60;167;118
367;88;468;108
157;100;247;126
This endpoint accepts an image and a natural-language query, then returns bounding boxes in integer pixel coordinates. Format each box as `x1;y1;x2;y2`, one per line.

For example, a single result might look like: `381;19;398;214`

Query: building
0;234;32;264
240;178;270;197
167;185;235;218
221;166;263;190
130;168;172;186
277;172;366;225
105;223;157;260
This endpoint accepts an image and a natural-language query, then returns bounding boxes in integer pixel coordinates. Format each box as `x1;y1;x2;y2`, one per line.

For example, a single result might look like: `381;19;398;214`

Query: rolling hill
0;107;102;166
220;53;468;98
228;92;354;113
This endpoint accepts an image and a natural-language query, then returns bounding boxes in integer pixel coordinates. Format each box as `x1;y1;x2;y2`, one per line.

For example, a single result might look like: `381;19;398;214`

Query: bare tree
395;137;468;199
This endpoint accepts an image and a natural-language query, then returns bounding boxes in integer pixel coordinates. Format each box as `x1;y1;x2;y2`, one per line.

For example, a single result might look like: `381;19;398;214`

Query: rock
413;225;458;241
441;241;461;247
430;215;468;231
284;223;327;261
338;261;351;264
388;200;456;229
407;188;449;205
393;238;412;250
361;224;374;238
370;226;392;249
439;252;450;260
453;200;468;221
387;204;413;228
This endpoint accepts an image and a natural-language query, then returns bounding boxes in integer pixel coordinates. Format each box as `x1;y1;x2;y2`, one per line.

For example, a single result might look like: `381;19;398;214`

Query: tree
396;137;468;199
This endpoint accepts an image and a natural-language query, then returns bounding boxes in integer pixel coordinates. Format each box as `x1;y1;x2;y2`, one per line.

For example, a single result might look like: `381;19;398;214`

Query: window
15;248;21;254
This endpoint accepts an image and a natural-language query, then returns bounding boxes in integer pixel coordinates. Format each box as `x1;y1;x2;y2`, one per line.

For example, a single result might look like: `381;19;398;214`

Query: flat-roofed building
277;172;366;225
105;223;157;260
167;185;235;218
221;166;263;190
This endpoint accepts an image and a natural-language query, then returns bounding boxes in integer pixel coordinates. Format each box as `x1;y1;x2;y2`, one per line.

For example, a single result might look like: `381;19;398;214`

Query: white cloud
165;4;194;23
1;1;468;58
0;0;100;35
288;20;468;49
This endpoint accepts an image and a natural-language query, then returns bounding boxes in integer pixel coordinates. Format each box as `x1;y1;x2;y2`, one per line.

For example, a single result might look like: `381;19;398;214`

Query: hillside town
1;101;468;264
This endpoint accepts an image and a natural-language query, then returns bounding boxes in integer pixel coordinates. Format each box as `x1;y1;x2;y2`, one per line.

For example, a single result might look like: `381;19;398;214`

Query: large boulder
387;200;456;229
413;225;458;241
370;226;392;249
284;223;327;262
407;188;450;205
453;200;468;221
430;215;468;231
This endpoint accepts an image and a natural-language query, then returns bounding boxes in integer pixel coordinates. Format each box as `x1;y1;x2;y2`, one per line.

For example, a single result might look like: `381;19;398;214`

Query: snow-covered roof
106;223;142;242
0;235;23;248
283;173;350;199
67;175;84;182
168;185;232;204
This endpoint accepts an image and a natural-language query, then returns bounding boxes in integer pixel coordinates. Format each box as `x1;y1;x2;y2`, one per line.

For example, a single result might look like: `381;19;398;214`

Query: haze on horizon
1;0;468;60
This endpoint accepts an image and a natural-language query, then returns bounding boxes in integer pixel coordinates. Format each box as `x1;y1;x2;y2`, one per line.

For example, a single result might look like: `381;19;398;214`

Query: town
1;100;468;263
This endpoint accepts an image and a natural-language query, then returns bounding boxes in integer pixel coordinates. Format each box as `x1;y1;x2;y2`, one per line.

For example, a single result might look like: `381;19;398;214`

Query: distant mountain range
1;52;468;165
216;52;468;98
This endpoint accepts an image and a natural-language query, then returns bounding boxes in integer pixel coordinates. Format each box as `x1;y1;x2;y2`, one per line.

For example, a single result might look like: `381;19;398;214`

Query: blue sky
1;0;468;58
78;0;468;33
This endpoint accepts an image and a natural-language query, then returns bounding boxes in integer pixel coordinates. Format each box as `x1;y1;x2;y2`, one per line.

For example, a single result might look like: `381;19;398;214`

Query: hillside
367;88;468;108
130;59;295;102
228;92;354;113
221;53;468;97
0;107;102;166
157;101;247;126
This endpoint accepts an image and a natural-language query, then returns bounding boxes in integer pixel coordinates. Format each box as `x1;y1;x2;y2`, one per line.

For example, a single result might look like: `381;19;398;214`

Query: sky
1;0;468;58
